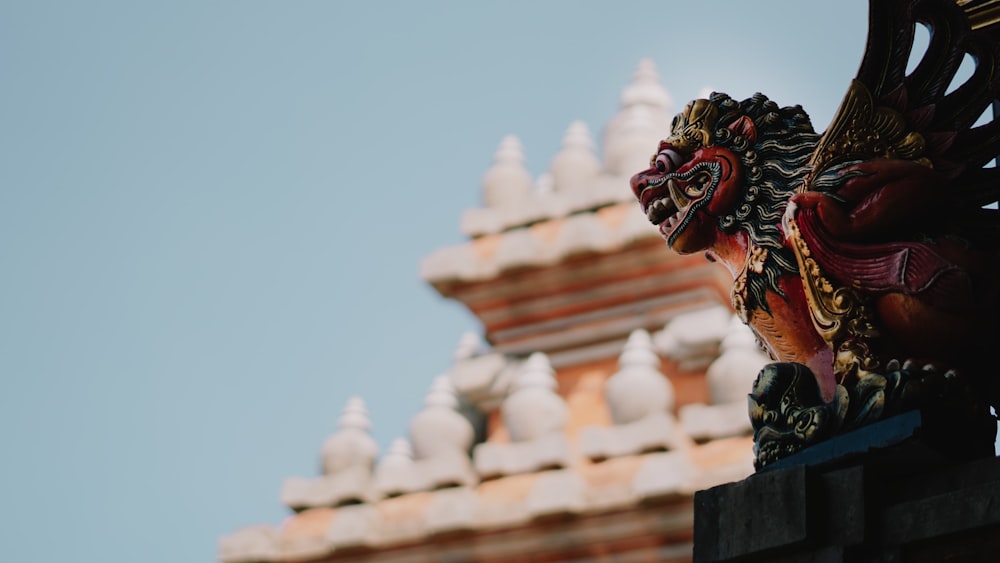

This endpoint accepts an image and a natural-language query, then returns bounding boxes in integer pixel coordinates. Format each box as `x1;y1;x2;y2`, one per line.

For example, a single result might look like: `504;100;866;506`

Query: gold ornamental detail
783;213;880;378
731;244;768;324
806;79;929;185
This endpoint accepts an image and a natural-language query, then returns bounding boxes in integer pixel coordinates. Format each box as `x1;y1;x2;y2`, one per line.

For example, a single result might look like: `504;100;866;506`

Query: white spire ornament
706;317;771;404
550;121;601;193
453;331;485;362
501;352;568;442
381;437;414;468
605;329;674;424
620;58;673;109
320;396;379;475
408;375;474;459
482;135;532;208
603;59;674;176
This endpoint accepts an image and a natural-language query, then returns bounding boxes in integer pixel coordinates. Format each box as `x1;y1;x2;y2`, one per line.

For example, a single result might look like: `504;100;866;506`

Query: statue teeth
646;197;673;224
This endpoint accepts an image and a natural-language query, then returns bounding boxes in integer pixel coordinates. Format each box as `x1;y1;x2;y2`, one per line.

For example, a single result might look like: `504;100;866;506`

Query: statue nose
629;172;649;200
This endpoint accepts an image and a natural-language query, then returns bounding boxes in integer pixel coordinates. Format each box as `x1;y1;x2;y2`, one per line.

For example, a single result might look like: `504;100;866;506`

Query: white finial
501;352;568;441
482;135;532;208
453;331;484;361
619;328;660;369
603;59;674;176
550;121;601;193
620;59;673;109
381;437;414;467
409;375;474;459
424;375;459;409
535;171;555;194
496;134;526;164
338;395;371;432
321;396;379;475
512;352;558;392
721;315;760;352
562;121;596;152
605;329;674;425
706;317;771;404
373;437;417;496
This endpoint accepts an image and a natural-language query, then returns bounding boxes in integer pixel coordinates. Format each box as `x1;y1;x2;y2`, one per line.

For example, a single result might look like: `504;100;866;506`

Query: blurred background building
219;59;770;563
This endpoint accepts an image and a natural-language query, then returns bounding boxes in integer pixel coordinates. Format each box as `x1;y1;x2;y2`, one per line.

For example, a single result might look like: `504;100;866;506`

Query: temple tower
219;60;767;563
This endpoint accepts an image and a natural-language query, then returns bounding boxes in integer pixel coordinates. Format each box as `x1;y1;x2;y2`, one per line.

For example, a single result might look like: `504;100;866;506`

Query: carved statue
630;0;1000;468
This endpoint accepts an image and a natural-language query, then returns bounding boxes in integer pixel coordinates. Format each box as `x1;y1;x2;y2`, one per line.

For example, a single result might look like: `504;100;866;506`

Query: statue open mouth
638;162;721;243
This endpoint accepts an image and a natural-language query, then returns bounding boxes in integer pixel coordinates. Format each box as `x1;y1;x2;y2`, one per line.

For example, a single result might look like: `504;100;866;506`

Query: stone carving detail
629;0;1000;468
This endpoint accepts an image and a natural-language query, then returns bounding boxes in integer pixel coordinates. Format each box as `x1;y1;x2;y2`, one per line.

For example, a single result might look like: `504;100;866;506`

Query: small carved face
748;362;839;468
630;143;744;253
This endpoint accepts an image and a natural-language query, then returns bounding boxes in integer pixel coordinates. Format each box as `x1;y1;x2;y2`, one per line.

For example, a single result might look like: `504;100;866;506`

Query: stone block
281;466;377;510
580;412;683;461
420;451;479;490
632;450;697;501
326;504;379;549
280;536;330;562
493;227;548;271
373;463;426;498
496;198;552;233
217;525;280;563
654;306;731;362
460;207;502;237
473;432;572;479
419;244;484;283
424;486;480;535
526;470;586;518
693;465;810;562
368;493;434;548
551;213;614;257
679;401;752;442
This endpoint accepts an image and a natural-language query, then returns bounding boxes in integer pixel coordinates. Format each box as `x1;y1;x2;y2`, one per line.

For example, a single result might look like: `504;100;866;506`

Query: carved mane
701;92;820;315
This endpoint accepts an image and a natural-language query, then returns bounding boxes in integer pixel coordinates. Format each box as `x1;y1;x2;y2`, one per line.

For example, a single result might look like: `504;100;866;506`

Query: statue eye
655;150;683;173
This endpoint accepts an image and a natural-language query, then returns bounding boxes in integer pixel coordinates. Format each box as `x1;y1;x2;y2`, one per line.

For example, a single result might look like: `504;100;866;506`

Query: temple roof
218;59;755;563
219;311;767;563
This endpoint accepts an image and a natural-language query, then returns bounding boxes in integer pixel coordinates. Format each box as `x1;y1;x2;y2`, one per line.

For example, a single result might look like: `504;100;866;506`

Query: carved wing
807;0;1000;214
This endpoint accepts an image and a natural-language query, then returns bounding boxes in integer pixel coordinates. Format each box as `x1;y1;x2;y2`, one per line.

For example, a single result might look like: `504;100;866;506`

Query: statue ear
727;116;757;144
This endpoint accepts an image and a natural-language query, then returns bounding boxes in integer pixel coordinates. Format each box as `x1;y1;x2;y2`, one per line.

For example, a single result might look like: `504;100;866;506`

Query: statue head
630;92;820;315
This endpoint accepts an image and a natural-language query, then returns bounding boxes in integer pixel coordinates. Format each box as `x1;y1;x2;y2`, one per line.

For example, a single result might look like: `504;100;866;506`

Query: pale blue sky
0;2;866;561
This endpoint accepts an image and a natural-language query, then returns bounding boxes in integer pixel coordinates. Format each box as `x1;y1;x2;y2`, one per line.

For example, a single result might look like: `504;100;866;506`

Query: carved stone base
748;362;996;469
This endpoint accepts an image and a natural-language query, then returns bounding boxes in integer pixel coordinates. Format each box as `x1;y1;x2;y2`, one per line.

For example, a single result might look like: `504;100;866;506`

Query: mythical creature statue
631;0;1000;468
